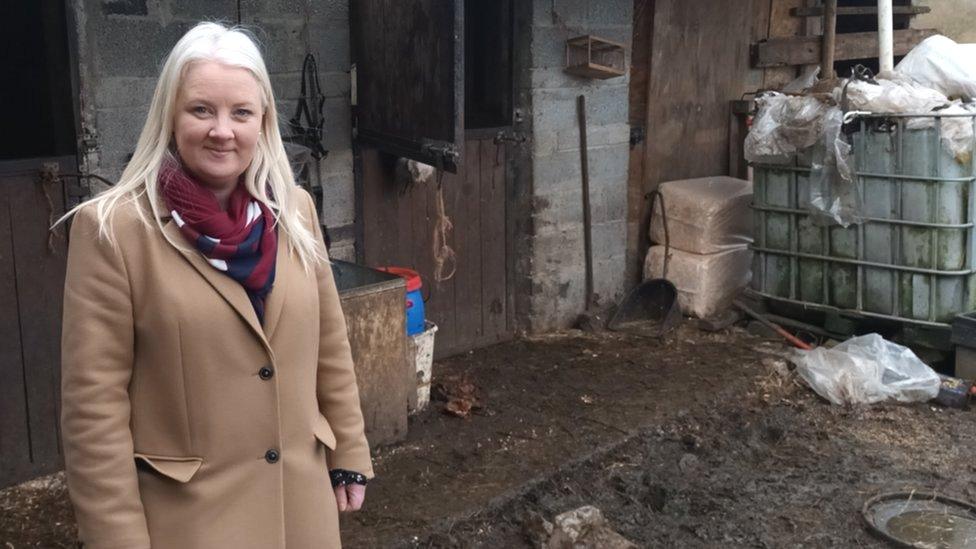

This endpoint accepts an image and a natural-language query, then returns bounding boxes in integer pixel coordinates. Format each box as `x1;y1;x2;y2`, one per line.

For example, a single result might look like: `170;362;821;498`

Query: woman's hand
334;484;366;512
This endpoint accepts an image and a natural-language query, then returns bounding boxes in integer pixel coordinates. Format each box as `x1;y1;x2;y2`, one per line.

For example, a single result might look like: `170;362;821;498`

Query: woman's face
173;61;264;190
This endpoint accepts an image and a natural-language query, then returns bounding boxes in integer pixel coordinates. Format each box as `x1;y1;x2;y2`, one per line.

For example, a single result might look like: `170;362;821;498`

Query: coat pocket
134;453;204;483
313;415;337;450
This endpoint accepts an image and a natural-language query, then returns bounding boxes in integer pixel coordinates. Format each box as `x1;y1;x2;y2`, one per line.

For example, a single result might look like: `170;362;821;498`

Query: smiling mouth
206;148;235;155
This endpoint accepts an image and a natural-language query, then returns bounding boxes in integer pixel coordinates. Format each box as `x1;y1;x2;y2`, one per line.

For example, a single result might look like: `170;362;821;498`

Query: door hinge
421;140;460;169
493;129;527;145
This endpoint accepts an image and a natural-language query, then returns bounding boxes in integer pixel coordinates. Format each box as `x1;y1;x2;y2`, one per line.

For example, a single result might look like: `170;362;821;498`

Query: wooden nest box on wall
564;35;627;79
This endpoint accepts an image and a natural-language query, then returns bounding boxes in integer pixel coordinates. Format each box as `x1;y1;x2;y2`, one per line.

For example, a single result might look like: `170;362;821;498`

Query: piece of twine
431;171;456;283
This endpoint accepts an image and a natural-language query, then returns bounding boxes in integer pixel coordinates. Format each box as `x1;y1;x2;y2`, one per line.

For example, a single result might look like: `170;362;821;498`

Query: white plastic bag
896;35;976;100
836;76;949;116
834;76;975;168
791;333;941;405
744;92;829;164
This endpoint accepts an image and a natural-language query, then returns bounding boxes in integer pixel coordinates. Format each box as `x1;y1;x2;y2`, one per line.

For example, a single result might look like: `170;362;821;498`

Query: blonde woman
59;22;372;548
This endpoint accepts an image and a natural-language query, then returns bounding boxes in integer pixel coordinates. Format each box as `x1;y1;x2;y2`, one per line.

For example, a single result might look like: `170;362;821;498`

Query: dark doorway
465;0;514;130
1;0;77;161
0;1;77;488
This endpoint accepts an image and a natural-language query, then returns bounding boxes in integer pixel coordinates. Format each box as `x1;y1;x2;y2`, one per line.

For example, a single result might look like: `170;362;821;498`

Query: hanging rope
431;170;456;283
38;164;68;253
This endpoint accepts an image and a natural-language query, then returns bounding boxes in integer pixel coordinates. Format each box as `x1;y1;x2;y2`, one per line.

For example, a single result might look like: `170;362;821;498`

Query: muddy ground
2;323;975;547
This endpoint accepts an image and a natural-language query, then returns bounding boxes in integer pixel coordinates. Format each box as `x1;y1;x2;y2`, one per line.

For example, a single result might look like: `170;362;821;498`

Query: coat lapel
261;234;289;342
162;219;273;355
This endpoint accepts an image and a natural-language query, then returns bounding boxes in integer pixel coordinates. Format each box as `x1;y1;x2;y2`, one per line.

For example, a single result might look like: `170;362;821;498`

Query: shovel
608;190;681;337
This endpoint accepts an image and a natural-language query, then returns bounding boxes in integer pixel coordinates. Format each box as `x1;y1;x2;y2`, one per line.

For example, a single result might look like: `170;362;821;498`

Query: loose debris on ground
3;324;975;548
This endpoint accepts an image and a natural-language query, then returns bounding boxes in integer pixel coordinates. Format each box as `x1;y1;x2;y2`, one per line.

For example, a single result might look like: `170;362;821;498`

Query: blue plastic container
379;267;425;336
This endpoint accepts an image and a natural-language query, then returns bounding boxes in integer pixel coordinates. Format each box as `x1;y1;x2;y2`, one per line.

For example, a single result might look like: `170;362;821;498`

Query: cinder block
168;0;238;21
552;0;589;25
102;0;149;17
557;122;630;151
95;107;147;167
586;143;630;182
94;20;193;77
588;1;633;27
320;71;351;99
320;148;352;176
593;187;627;224
307;26;351;73
531;67;582;90
321;97;351;150
321;172;354;226
245;20;307;73
595;254;627;303
532;189;583;234
328;242;356;262
271;72;302;102
531;26;575;69
591;220;627;261
531;89;579;132
533;130;558;156
532;149;582;194
584;85;630;127
240;0;307;18
95;76;157;109
308;0;349;27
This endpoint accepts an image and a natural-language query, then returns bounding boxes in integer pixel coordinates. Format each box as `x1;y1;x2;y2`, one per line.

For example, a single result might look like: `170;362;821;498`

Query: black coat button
265;449;280;463
259;366;274;380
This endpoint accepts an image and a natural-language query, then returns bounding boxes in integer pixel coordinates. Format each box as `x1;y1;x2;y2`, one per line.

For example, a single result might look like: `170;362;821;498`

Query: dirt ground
3;322;975;548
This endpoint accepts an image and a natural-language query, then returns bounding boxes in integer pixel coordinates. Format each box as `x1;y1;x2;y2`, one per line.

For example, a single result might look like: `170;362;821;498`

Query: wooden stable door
361;137;510;359
352;0;515;357
0;157;72;488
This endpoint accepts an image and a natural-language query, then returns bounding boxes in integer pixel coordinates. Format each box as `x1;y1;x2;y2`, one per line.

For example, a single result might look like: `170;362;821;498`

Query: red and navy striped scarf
160;161;278;324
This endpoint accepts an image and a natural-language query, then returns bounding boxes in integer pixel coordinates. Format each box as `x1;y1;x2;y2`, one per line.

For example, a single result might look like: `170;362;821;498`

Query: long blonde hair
60;22;325;269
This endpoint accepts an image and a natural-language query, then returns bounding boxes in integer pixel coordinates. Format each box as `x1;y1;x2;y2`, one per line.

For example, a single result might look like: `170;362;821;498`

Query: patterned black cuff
329;469;368;487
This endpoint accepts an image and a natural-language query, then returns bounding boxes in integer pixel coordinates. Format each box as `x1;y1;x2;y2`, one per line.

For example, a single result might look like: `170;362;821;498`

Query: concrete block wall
73;0;356;260
522;0;632;330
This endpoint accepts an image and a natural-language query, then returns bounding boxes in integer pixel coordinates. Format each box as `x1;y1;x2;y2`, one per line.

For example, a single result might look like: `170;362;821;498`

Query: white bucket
408;321;437;413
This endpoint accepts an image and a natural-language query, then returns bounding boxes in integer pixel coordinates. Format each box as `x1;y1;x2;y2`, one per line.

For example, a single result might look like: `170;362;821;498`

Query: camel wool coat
60;186;374;549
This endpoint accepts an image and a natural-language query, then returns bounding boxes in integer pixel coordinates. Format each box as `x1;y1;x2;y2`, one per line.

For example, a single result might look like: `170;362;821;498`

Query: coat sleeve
60;206;151;549
301;190;375;478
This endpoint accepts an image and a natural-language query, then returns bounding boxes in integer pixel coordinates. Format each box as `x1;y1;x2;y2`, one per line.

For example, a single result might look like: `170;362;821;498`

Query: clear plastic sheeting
781;65;821;95
836;75;976;164
744;92;829;165
936;101;976;165
896;34;976;101
836;75;949;115
809;106;860;227
648;177;753;254
791;334;941;405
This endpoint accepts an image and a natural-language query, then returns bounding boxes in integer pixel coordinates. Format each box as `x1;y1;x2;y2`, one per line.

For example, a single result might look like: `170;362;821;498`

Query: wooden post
821;0;838;79
577;94;594;310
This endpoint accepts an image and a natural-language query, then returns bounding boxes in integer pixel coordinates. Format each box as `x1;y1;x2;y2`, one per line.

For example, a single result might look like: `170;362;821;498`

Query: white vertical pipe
878;0;894;73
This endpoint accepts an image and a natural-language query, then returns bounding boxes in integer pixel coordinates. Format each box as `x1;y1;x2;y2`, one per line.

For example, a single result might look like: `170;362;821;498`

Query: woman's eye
192;106;209;115
234;109;253;117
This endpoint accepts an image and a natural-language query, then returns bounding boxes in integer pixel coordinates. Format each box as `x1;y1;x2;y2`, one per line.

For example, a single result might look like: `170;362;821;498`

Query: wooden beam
821;0;837;79
791;6;930;17
752;28;937;68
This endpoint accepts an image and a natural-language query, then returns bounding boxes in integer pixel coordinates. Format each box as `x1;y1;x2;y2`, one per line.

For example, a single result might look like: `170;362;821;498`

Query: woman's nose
208;115;234;140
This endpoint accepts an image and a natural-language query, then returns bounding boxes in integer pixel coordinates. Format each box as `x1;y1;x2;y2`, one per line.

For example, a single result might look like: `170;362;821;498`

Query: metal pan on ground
863;491;976;548
607;279;681;338
608;191;681;338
